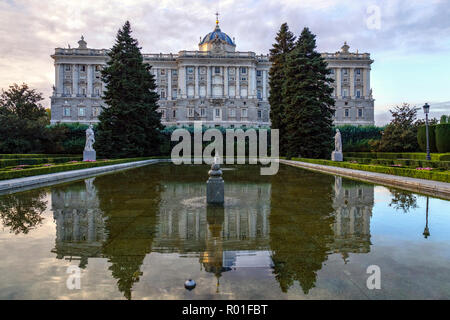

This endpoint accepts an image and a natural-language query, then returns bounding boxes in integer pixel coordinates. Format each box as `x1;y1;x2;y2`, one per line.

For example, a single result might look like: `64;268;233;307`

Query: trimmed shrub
0;157;159;180
287;157;450;183
417;125;437;152
0;156;82;168
344;157;450;170
435;124;450;153
343;152;450;161
0;154;75;159
336;125;383;152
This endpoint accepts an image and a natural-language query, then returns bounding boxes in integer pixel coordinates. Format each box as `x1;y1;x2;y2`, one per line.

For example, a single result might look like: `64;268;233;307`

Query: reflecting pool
0;163;449;299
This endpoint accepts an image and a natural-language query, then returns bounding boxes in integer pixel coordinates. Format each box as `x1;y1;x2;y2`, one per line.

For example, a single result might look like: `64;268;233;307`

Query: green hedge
344;152;450;161
287;157;450;183
344;157;450;170
0;154;76;159
417;125;437;153
0;156;82;168
0;157;158;181
436;124;450;153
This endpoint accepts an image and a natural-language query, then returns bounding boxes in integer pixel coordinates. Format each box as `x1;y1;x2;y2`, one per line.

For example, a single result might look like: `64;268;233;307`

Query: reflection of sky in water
0;163;449;299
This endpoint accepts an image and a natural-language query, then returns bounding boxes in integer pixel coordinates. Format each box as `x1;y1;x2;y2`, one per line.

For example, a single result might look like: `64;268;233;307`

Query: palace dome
199;25;235;46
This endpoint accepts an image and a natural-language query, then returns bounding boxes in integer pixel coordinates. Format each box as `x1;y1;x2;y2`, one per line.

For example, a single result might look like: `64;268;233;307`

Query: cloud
0;0;449;112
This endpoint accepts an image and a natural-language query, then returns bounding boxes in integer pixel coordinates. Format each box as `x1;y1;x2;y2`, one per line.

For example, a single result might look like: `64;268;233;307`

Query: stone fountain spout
207;153;224;205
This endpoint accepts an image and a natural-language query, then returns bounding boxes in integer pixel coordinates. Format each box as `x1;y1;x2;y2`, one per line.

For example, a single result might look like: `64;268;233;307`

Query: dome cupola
199;13;236;52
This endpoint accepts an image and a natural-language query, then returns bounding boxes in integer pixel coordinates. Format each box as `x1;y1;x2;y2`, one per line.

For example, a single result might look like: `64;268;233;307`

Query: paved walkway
281;159;450;199
0;159;167;194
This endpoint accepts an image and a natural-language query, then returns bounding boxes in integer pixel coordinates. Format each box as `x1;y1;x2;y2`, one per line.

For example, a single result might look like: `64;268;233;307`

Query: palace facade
50;18;374;127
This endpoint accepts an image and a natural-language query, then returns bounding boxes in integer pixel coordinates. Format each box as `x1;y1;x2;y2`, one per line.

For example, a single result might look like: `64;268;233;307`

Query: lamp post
423;196;430;239
423;103;431;161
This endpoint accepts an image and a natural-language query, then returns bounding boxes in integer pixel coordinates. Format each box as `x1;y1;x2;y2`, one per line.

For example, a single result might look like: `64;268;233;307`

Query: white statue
334;129;342;152
84;124;95;152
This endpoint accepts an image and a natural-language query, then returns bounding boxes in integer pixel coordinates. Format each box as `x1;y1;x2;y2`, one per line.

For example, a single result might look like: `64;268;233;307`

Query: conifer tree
283;28;335;159
96;21;162;158
269;23;296;156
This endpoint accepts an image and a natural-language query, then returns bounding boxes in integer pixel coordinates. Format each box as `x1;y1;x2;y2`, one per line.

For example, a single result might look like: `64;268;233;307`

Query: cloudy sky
0;0;449;125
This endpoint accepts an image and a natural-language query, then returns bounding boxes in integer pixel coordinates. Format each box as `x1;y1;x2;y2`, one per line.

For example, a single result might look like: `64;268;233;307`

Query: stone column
262;70;267;100
252;67;257;98
72;64;78;97
236;67;240;98
55;63;63;96
350;68;355;98
194;66;199;98
180;66;187;99
87;64;93;97
366;68;371;99
363;68;368;99
336;67;341;98
168;69;172;100
224;66;228;98
207;66;212;98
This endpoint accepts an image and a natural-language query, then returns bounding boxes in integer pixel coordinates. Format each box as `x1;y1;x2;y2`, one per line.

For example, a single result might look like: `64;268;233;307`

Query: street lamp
422;103;431;161
423;196;430;239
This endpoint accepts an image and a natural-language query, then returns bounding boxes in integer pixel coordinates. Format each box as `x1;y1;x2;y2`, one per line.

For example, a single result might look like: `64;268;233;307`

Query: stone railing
176;51;258;59
143;53;178;60
54;48;109;56
321;52;371;60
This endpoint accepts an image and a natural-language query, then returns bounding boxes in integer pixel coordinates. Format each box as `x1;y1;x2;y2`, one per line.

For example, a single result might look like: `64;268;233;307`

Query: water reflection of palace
51;178;107;268
154;182;271;251
49;168;375;297
330;177;373;260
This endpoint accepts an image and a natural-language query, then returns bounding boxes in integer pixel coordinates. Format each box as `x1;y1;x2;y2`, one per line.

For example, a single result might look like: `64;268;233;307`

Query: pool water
0;163;449;299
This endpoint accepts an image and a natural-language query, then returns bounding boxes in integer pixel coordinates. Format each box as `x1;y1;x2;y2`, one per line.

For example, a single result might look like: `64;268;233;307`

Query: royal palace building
50;17;374;127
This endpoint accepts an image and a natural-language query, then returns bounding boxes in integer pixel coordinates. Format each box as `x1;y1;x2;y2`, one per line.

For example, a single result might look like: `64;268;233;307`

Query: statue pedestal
83;150;96;161
207;177;224;205
331;151;343;162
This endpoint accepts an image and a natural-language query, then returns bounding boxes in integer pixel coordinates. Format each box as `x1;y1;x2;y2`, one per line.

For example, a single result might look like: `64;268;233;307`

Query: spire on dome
215;12;220;26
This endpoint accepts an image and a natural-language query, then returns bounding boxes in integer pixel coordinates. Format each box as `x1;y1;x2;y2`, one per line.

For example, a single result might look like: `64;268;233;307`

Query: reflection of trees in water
269;167;335;294
0;189;47;234
94;166;163;300
389;189;418;213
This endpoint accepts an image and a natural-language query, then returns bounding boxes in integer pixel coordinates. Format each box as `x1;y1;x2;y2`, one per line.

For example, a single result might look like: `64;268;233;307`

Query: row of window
63;87;102;96
161;108;254;119
63;106;101;117
153;67;269;77
339;89;363;98
330;68;363;75
343;108;364;118
64;65;102;72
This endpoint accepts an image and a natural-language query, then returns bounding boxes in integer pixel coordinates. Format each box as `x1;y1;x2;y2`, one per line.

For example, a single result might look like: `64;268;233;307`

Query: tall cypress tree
96;21;162;158
283;28;335;159
269;23;296;156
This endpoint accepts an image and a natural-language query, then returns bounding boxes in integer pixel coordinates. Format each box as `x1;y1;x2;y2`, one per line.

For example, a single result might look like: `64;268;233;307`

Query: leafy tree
269;23;296;156
378;103;421;152
96;21;162;158
0;83;47;120
0;83;49;153
283;28;335;159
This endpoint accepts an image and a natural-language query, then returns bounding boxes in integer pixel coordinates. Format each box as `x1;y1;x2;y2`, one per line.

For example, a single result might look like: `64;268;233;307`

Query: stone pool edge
0;159;169;194
281;159;450;200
